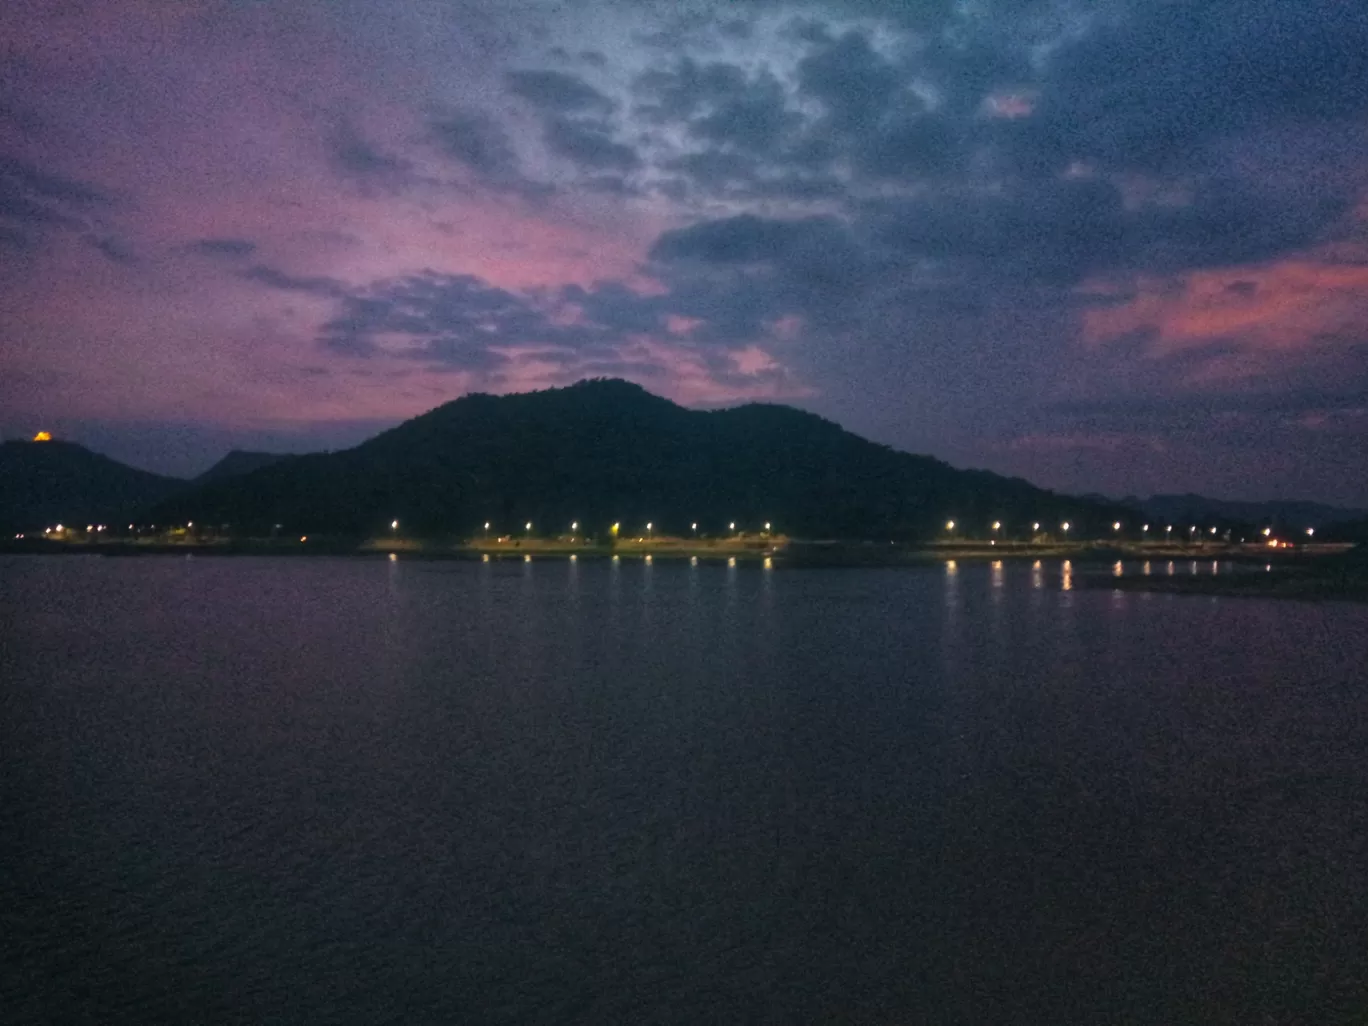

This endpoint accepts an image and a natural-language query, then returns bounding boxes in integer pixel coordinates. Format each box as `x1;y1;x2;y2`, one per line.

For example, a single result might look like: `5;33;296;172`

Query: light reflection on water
3;556;1367;1025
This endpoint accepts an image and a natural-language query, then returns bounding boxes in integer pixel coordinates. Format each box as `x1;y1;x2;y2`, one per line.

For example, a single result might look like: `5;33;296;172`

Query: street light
391;519;398;531
1307;527;1315;537
764;521;771;532
1142;524;1149;533
525;521;533;532
1262;527;1271;537
571;521;578;532
946;520;956;531
992;521;1001;532
691;522;698;534
1032;522;1040;532
729;521;736;533
1061;522;1071;534
1113;522;1121;532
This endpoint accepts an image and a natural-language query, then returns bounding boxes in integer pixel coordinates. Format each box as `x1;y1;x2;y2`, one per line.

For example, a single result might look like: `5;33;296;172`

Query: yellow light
727;556;736;567
646;522;653;531
32;431;52;442
1209;526;1217;535
388;553;397;562
992;521;1001;531
946;520;956;531
391;520;398;530
764;522;771;531
1306;528;1315;537
690;555;698;565
300;536;307;542
644;554;652;564
482;553;489;562
1113;522;1121;531
571;521;578;531
763;556;772;570
484;522;490;530
729;522;736;531
1267;538;1278;548
1032;522;1040;531
1262;527;1271;537
1061;522;1071;532
524;554;531;562
525;521;532;531
691;522;697;531
569;554;577;562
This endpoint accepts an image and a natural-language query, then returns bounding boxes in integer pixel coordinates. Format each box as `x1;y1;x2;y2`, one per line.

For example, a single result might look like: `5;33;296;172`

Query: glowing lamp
32;431;52;442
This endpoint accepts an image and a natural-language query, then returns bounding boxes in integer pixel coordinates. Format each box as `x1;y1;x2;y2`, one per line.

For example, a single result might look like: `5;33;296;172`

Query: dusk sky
2;0;1366;504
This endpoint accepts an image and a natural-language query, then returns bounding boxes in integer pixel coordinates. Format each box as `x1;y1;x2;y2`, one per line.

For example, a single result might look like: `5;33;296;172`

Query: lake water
3;555;1366;1024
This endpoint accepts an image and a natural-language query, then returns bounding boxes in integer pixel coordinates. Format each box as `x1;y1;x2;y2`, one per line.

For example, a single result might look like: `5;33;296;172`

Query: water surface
3;555;1366;1024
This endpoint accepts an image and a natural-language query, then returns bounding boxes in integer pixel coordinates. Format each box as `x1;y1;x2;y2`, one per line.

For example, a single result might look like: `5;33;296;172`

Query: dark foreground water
3;555;1367;1025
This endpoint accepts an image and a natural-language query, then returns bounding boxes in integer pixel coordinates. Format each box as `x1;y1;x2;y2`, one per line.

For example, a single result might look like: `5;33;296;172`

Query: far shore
4;532;1363;600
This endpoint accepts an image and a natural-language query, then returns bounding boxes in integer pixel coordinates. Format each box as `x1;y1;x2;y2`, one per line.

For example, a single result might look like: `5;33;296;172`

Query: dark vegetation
146;379;1130;540
0;439;181;531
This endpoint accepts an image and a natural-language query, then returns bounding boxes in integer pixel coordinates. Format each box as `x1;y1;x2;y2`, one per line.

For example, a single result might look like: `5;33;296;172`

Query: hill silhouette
194;450;297;485
146;379;1129;539
0;439;183;531
1121;493;1365;531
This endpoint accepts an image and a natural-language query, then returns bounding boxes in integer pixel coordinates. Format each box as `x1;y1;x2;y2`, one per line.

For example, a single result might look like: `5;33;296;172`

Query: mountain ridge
146;379;1130;539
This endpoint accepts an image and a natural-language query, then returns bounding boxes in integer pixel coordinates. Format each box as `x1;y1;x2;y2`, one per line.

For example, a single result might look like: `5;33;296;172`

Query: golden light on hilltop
33;431;52;442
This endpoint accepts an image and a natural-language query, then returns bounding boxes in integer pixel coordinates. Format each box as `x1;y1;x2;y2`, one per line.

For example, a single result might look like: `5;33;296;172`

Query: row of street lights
944;519;1319;541
390;519;775;538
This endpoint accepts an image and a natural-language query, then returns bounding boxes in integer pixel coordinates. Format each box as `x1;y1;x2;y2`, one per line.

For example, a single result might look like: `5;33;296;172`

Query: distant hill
147;379;1130;539
194;450;298;485
1120;493;1367;530
1324;517;1368;544
0;439;183;531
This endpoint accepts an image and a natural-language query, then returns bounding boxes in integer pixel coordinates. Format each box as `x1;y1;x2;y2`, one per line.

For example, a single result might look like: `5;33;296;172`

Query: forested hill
146;379;1129;539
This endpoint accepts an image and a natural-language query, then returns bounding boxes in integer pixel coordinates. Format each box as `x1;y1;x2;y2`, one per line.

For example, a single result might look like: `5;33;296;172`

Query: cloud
506;69;614;115
85;234;136;264
241;265;348;298
797;29;903;137
543;116;641;171
425;107;524;184
191;237;257;258
0;154;109;244
327;118;412;188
